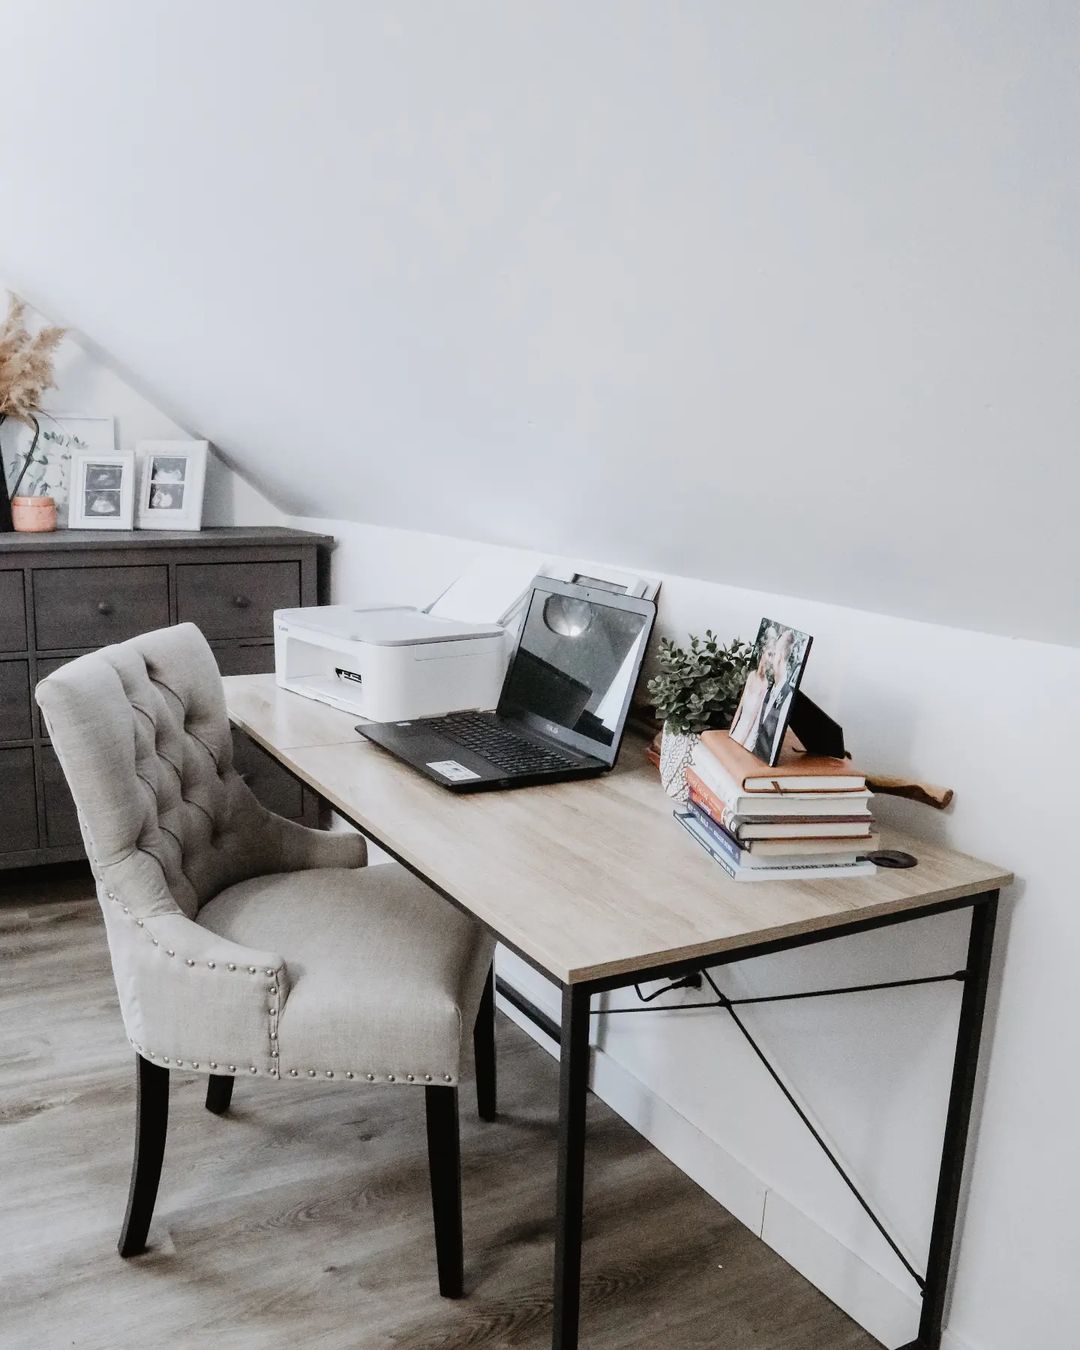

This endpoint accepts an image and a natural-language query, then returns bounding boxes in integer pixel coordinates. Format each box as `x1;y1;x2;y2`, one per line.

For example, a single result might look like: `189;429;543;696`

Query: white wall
287;513;1079;1350
2;3;1079;644
0;293;283;527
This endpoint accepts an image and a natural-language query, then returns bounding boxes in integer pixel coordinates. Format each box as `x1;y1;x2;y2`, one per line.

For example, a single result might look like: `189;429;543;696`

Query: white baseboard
496;986;978;1350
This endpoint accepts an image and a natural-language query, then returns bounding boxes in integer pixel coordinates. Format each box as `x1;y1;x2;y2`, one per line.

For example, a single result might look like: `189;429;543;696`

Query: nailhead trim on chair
98;881;284;986
266;1061;455;1084
86;825;289;1079
92;828;459;1088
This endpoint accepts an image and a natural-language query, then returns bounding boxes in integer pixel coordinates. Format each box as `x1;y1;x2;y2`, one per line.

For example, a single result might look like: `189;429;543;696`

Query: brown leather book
699;729;865;793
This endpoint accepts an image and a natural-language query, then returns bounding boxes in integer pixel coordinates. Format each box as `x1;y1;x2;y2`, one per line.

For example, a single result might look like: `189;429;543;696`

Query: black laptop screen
497;588;650;750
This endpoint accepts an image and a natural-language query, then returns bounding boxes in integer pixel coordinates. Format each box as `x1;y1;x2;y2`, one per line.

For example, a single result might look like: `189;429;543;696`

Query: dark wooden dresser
0;526;332;869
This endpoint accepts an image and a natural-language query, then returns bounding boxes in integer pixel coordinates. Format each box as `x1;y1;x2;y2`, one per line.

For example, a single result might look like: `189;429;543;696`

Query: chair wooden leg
118;1054;169;1258
205;1073;235;1115
473;964;497;1122
425;1085;463;1298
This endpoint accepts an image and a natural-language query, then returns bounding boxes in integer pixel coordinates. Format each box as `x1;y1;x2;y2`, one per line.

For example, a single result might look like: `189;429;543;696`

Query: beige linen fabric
36;623;493;1084
200;866;493;1081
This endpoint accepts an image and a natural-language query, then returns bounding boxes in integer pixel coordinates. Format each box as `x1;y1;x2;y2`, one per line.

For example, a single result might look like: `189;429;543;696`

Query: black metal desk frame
231;720;999;1350
538;889;999;1350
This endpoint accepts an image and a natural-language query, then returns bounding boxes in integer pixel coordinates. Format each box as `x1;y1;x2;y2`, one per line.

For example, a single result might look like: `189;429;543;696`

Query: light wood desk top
225;675;1012;987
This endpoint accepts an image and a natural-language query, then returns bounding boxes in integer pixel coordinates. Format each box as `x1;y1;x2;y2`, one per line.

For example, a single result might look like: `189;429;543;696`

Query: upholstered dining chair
36;623;497;1297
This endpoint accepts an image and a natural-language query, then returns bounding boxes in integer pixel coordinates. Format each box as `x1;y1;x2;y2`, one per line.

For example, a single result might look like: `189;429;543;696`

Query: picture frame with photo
67;451;136;530
2;414;116;524
136;440;209;531
727;617;814;767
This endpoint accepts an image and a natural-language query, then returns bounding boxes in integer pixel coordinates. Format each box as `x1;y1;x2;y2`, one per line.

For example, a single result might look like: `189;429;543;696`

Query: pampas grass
0;293;68;501
0;293;66;424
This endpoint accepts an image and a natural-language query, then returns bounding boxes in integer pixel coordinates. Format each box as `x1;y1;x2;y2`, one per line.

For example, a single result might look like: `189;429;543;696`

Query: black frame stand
786;689;847;759
526;890;1000;1350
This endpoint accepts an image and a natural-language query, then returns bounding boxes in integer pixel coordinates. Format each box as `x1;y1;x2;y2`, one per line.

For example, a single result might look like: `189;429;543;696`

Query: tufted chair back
36;623;366;1076
37;624;294;920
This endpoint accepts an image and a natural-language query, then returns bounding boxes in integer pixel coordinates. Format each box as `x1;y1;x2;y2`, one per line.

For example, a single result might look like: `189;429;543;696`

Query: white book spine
726;861;877;882
690;748;870;815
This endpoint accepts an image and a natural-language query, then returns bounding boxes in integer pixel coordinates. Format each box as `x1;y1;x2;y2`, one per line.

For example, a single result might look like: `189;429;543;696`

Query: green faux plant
647;630;754;736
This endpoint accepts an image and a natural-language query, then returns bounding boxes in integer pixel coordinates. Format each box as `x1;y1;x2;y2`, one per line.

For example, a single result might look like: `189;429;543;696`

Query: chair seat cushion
198;864;493;1085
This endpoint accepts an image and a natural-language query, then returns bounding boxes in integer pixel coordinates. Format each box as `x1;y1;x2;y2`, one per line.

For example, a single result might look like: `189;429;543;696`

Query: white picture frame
67;451;136;529
136;440;209;531
1;414;116;524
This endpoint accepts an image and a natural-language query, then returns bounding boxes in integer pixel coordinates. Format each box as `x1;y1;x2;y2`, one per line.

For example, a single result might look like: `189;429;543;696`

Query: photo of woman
728;635;774;746
727;618;813;765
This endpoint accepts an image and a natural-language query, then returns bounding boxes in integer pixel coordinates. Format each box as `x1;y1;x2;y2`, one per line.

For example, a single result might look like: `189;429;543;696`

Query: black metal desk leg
911;893;999;1349
552;984;591;1350
474;963;498;1122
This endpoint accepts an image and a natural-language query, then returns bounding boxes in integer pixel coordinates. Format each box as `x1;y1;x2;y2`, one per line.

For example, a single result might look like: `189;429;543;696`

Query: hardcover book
698;730;865;793
674;810;875;881
686;756;870;816
686;777;873;841
686;802;865;869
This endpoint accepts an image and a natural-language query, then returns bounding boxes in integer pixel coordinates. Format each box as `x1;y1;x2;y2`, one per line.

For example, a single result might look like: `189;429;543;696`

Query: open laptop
356;577;656;791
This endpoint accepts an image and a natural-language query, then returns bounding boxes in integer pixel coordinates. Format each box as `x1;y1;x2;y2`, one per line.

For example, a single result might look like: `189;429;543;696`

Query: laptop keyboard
426;711;579;776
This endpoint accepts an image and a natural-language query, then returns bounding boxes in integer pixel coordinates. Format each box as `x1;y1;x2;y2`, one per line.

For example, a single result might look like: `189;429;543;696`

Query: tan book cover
699;729;864;792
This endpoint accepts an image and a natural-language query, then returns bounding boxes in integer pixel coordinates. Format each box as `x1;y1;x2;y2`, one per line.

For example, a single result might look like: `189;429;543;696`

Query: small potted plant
0;293;66;532
647;630;753;800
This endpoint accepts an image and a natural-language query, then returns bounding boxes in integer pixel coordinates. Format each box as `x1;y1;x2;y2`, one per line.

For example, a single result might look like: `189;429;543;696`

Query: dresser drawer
213;643;276;677
0;660;32;742
42;748;82;848
0;748;38;854
232;729;305;820
0;571;27;652
34;566;170;650
177;561;300;640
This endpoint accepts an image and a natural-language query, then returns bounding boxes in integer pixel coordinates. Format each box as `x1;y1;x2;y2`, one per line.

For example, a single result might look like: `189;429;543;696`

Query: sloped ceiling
2;2;1078;643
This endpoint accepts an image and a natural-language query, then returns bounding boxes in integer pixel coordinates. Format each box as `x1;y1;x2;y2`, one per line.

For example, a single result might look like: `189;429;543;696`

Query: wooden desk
225;674;1011;1350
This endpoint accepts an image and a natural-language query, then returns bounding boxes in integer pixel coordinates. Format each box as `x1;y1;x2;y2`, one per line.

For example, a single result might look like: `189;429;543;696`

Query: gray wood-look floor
0;869;880;1350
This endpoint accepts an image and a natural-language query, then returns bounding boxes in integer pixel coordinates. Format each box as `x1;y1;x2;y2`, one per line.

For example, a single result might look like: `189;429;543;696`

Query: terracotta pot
659;725;699;801
11;495;58;533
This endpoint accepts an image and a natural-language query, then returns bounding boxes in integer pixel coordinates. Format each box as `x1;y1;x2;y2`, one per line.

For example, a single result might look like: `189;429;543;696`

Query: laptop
356;577;656;791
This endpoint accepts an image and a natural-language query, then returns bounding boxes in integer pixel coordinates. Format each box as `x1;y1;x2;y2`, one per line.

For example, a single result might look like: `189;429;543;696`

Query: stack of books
675;729;876;881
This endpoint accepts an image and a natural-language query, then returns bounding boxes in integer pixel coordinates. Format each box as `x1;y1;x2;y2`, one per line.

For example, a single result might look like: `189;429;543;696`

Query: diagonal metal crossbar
594;963;972;1290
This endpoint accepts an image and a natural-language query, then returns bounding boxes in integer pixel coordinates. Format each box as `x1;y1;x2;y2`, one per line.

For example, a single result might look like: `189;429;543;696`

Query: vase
659;725;699;801
12;495;57;532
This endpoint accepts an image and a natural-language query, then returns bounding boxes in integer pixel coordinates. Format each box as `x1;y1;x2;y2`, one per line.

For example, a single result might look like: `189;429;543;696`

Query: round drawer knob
97;601;113;616
232;595;251;610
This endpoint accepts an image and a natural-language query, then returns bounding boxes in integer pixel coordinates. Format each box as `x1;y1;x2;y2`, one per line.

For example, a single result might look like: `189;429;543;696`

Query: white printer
274;555;660;724
274;605;508;723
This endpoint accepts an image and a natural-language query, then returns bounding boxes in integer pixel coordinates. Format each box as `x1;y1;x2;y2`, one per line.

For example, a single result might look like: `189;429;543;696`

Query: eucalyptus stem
0;412;7;495
8;415;42;498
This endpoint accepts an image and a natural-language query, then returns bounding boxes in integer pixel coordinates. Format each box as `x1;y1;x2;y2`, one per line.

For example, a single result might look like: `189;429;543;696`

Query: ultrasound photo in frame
136;440;209;530
67;451;135;529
